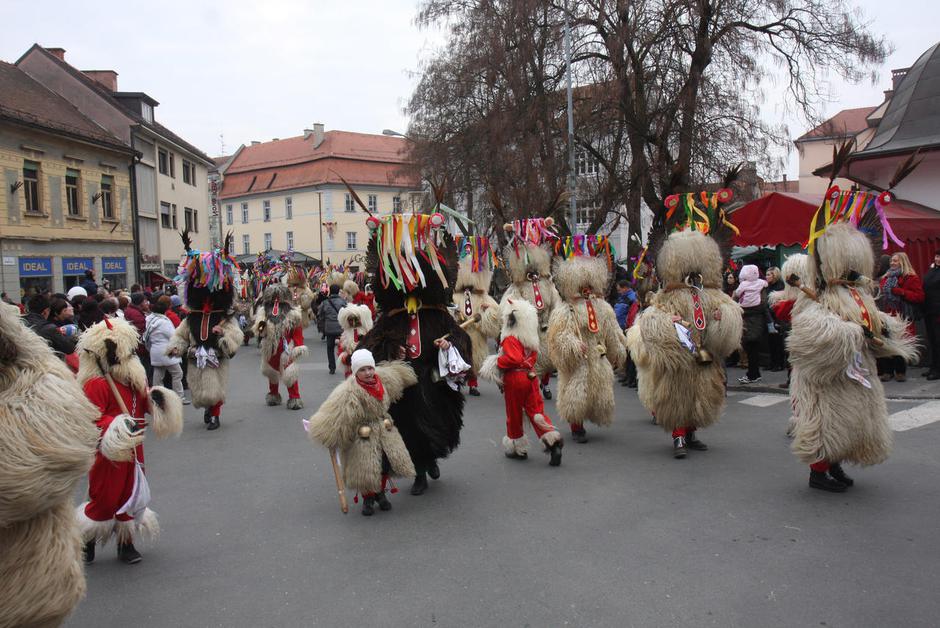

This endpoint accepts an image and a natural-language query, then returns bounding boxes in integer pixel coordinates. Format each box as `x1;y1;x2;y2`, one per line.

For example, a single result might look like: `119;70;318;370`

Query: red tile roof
796;106;877;141
0;60;132;154
220;131;420;199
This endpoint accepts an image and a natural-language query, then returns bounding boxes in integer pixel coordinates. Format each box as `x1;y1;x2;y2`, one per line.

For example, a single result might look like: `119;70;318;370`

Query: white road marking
888;401;940;431
739;394;788;407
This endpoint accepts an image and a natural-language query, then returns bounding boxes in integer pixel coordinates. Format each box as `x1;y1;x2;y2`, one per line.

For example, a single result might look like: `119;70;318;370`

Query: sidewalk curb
727;384;940;401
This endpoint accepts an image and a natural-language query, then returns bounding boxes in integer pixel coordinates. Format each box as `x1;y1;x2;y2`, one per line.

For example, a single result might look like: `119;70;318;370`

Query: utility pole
564;1;577;231
318;191;324;267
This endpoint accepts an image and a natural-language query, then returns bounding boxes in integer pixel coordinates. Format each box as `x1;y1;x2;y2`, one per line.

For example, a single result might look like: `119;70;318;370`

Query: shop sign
62;257;95;275
102;257;127;273
19;257;52;276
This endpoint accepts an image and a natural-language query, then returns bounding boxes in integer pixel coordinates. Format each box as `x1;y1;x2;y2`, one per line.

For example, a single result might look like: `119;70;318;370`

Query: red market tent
731;192;940;274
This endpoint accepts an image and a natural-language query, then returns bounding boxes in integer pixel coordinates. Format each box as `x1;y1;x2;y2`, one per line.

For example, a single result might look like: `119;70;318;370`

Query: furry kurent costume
452;235;501;396
169;231;244;430
287;265;316;328
343;278;376;318
626;190;743;458
337;303;374;377
769;253;809;400
255;283;308;410
307;349;417;516
546;235;626;442
75;316;184;564
480;298;563;464
500;218;562;399
356;211;472;496
0;302;98;628
789;185;917;492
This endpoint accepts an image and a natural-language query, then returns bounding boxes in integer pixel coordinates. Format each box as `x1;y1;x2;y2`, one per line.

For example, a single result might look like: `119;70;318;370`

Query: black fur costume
357;230;471;491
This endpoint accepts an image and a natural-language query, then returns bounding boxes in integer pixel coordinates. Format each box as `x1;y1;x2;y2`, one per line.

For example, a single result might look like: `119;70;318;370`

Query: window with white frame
285;196;293;219
171;204;178;229
66;168;81;216
101;175;114;219
392;196;402;213
242;234;250;255
263;200;271;222
23;161;41;213
286;231;294;250
367;194;377;213
344;193;355;212
184;207;194;232
160;201;172;228
182;160;192;185
241;202;248;224
264;233;272;250
575;151;600;176
158;149;168;175
226;204;233;226
576;205;596;229
193;209;199;232
346;231;357;250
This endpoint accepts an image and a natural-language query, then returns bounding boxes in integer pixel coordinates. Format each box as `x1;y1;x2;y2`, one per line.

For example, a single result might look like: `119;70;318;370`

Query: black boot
361;496;376;516
410;472;429;496
542;385;552;400
571;427;588;444
82;540;95;564
809;470;847;492
828;462;854;487
673;436;687;459
686;431;708;451
207;414;220;430
427;460;441;480
468;386;480;397
203;408;212;424
117;541;142;564
548;442;563;466
376;492;392;511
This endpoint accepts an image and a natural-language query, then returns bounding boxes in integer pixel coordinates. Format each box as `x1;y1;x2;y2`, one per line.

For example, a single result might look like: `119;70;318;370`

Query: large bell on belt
694;348;713;365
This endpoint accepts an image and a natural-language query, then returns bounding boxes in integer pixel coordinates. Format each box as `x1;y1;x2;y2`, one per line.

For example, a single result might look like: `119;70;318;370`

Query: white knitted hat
350;349;375;375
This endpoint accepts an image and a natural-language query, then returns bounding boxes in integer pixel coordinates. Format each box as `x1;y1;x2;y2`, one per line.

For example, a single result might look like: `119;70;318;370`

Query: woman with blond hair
878;252;924;382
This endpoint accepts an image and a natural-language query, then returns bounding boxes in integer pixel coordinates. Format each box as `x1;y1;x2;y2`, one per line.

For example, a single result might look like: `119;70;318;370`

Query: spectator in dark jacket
124;292;149;335
317;285;347;374
23;294;76;355
612;280;638;387
920;252;940;380
764;266;786;371
79;269;98;295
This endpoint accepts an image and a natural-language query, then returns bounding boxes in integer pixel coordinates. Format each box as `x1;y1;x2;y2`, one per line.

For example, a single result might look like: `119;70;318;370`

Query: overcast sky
2;0;936;178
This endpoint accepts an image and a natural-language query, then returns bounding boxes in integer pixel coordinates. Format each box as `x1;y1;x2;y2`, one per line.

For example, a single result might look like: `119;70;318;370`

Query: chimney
303;128;314;139
83;70;119;92
251;141;260;146
45;47;66;61
892;67;909;91
312;122;325;147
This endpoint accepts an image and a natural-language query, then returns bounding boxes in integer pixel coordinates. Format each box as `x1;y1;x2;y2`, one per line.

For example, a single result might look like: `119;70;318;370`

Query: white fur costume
453;255;501;381
337;304;373;376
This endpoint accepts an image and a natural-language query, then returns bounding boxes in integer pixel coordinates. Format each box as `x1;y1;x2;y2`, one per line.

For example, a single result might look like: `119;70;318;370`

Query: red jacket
879;273;924;336
165;309;181;328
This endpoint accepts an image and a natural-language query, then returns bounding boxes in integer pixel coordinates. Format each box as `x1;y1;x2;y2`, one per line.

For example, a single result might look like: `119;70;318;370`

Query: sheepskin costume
0;302;98;628
547;240;626;440
287;266;316;328
769;254;809;308
626;229;743;453
307;359;417;514
75;316;183;562
169;231;244;429
481;298;563;464
337;303;374;377
789;222;917;490
453;236;501;395
255;284;307;409
356;211;472;496
500;218;562;400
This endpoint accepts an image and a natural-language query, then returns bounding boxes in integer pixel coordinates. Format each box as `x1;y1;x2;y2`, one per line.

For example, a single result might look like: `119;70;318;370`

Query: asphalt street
68;331;940;628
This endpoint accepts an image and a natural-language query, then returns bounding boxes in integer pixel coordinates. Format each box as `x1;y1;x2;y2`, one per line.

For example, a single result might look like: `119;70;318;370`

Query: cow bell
357;425;372;439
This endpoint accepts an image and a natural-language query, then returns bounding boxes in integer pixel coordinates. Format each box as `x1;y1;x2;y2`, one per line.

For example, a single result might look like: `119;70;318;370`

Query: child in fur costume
307;350;417;516
500;218;562;399
546;237;626;443
0;302;98;628
343;278;376;318
481;299;563;465
255;283;308;410
336;304;373;377
626;191;743;459
75;317;184;565
168;231;244;430
453;235;502;396
790;199;917;492
356;211;472;496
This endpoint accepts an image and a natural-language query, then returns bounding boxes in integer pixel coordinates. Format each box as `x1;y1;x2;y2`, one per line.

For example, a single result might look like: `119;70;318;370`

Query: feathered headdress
174;230;241;301
454;235;498;272
554;234;616;271
502;217;558;262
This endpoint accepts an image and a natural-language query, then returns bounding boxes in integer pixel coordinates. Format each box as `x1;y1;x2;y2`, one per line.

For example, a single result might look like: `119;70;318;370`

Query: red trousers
468;376;478;388
810;460;830;472
209;401;222;417
267;354;300;398
504;372;556;440
671;426;698;438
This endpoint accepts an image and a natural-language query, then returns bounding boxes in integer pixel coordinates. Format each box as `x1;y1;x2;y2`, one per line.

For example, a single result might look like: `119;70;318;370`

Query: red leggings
810;460;830;472
269;381;300;399
209;401;222;417
363;474;391;498
671;427;697;438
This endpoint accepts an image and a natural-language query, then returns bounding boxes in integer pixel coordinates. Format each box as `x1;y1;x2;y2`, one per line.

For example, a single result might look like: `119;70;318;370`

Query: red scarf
357;374;384;401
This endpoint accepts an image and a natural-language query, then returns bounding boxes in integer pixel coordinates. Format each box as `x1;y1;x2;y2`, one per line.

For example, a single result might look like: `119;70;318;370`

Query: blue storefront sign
62;257;95;276
19;257;52;276
102;257;127;274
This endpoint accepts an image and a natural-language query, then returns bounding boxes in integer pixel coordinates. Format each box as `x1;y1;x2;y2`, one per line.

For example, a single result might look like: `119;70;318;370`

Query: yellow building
219;125;422;269
0;61;136;299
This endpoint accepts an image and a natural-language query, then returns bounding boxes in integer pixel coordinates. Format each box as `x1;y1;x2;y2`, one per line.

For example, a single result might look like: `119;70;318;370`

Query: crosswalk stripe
888;401;940;431
738;394;788;407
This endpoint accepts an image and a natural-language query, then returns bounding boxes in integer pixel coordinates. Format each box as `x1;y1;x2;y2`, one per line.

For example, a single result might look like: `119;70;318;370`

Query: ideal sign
102;257;127;273
18;257;52;276
62;257;95;275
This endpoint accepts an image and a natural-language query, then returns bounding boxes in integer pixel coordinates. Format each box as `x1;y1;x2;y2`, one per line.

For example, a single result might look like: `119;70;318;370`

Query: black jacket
23;311;77;355
923;266;940;318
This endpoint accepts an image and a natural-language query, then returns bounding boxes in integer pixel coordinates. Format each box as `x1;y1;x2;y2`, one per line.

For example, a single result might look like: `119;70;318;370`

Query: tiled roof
0;60;131;153
220;132;420;199
19;45;213;164
795;106;877;141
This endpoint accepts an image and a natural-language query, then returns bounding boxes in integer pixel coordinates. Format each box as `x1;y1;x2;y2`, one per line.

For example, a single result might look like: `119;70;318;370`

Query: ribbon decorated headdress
366;212;449;292
554;234;616;272
663;188;739;237
503;217;558;262
174;230;241;301
454;235;498;272
805;186;903;254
